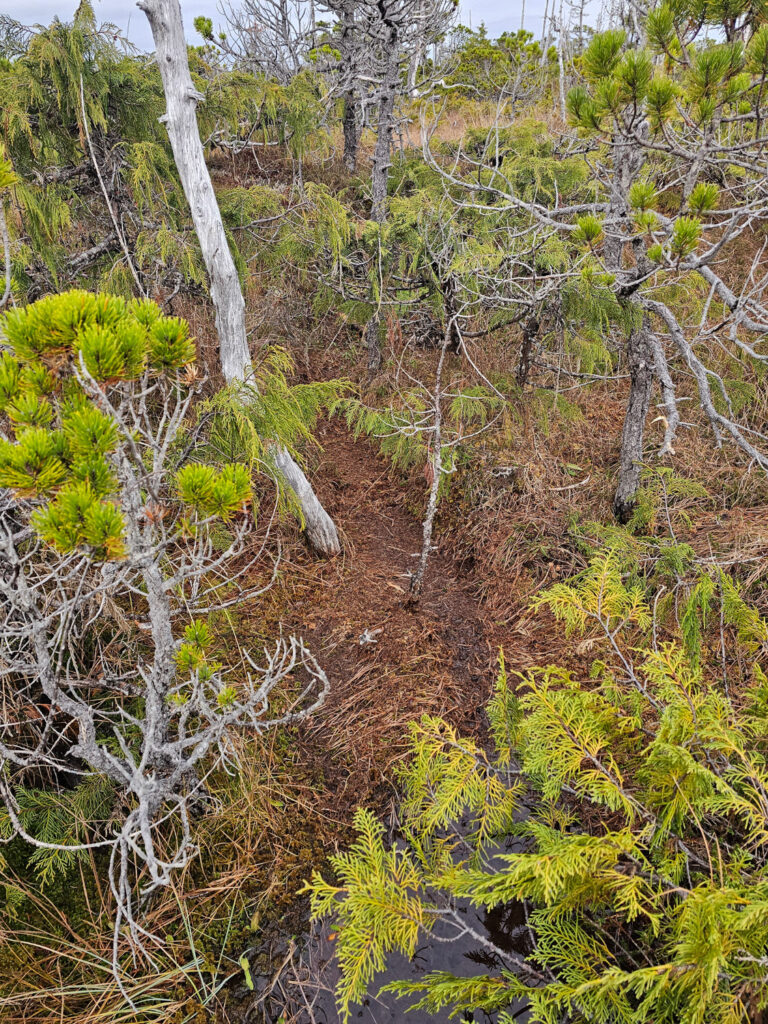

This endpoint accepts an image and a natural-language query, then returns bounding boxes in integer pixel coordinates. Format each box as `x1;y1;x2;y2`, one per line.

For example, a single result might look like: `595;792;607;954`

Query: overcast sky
3;0;551;50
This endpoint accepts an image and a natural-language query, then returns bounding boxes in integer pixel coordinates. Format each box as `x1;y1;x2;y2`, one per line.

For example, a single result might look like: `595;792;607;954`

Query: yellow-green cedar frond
303;182;352;267
680;572;716;663
300;872;344;917
549;963;676;1024
629;466;709;535
383;971;513;1017
709;763;768;850
668;884;768;1021
305;552;768;1024
443;826;640;908
531;547;651;638
640;644;738;833
643;737;717;840
745;662;768;727
717;571;768;655
532;912;624;988
126;141;181;221
134;224;207;289
398;715;522;861
486;651;524;768
447;386;505;429
681;567;768;666
516;666;639;813
302;808;432;1022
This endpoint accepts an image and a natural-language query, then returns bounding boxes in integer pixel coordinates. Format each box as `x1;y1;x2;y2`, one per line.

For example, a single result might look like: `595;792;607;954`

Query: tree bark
339;7;360;173
438;268;462;354
0;202;12;309
606;134;654;521
139;0;340;556
409;334;449;603
342;93;359;172
556;0;567;120
406;49;419;96
613;315;654;523
516;311;540;385
369;44;398;225
365;31;399;375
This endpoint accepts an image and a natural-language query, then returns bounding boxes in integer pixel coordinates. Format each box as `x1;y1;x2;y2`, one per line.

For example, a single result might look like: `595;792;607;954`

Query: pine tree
415;9;768;522
0;289;331;982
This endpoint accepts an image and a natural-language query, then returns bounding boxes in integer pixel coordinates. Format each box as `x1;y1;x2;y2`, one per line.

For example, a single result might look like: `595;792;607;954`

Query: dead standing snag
140;0;341;555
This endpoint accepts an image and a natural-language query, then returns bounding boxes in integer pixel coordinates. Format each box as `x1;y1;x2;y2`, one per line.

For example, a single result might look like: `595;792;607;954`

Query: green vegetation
306;548;768;1023
0;0;767;1020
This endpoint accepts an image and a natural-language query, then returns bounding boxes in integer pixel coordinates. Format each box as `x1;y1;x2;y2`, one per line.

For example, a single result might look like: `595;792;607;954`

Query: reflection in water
244;836;534;1023
278;893;532;1024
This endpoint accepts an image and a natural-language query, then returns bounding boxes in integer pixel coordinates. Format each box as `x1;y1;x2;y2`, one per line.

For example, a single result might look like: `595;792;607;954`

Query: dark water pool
301;899;532;1024
240;833;533;1023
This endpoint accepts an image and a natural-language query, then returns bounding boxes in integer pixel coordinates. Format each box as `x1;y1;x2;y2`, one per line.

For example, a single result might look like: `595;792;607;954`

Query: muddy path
290;421;498;798
233;423;512;1022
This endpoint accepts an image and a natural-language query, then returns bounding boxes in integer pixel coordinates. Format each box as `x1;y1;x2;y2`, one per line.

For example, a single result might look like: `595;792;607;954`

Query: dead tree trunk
365;31;399;374
556;0;567;120
440;271;462;354
0;202;12;309
139;0;340;556
139;0;248;378
342;93;360;172
409;333;449;603
613;314;654;522
517;311;541;385
340;8;360;173
606;135;654;521
369;47;397;224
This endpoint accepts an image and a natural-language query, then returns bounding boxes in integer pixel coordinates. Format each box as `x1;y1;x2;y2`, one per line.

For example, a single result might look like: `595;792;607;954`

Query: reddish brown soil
265;402;768;828
282;421;496;810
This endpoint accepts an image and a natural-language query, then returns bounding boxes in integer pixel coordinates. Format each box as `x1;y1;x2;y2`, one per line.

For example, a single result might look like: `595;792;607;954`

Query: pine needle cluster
0;290;241;559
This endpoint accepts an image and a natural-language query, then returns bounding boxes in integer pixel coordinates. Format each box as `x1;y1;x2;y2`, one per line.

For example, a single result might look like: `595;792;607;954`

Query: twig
79;75;146;297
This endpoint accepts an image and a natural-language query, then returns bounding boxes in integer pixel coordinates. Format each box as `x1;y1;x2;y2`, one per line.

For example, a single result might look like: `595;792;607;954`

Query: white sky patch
3;0;557;50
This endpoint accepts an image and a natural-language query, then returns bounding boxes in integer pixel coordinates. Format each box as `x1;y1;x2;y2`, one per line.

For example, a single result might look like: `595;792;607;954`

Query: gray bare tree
0;306;329;992
419;22;768;519
319;0;456;373
140;0;341;556
216;0;316;81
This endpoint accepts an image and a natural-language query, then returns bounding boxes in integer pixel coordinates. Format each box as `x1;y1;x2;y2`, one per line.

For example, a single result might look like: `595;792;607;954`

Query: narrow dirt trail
277;421;497;809
233;422;590;1021
237;423;510;1022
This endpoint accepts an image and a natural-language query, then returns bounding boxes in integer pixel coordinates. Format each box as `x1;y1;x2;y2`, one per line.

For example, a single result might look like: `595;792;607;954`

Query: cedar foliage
304;548;768;1024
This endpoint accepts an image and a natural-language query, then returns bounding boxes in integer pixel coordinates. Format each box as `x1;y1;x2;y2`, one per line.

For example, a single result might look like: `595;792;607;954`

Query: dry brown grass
5;108;768;1024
